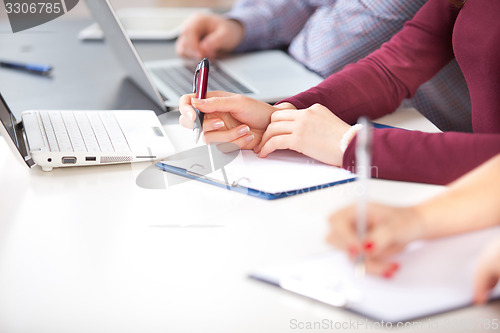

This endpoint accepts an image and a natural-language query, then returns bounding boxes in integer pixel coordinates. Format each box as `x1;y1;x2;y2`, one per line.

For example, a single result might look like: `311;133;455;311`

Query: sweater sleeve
280;0;459;123
277;0;492;184
225;0;316;52
344;129;500;185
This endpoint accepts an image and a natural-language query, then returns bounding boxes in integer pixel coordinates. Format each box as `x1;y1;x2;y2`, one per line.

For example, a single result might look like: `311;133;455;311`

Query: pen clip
192;62;202;94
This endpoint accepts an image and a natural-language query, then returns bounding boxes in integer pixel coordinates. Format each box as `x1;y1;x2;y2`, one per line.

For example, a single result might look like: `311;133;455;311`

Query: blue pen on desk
0;60;52;76
355;117;372;278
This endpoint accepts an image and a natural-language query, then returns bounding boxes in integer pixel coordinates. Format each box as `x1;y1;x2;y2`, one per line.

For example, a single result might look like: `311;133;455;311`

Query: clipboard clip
192;61;203;94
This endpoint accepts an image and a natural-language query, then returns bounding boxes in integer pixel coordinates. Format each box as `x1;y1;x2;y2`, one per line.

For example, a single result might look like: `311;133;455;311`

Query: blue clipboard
155;123;392;200
155;160;356;200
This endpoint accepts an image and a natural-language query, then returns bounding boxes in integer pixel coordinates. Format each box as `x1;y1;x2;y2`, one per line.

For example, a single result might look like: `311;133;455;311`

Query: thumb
363;222;396;257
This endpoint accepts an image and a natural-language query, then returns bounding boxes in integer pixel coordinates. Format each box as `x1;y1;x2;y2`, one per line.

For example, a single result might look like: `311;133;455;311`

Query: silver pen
354;117;372;278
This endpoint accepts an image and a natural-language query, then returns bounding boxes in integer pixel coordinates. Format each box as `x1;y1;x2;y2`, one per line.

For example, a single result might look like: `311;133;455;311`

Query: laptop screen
0;94;20;147
0;94;34;167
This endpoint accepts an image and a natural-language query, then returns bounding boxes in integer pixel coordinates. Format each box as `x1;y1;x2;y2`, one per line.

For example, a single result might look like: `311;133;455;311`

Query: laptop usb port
85;156;97;162
62;156;77;164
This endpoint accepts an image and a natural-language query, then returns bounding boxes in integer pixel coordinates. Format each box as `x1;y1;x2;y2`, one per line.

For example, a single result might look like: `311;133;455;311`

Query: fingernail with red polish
364;241;375;252
383;270;395;279
383;263;400;279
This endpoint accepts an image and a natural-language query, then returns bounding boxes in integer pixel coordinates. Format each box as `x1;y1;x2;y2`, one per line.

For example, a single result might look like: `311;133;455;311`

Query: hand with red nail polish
382;263;400;279
327;154;500;298
363;241;375;252
327;202;423;276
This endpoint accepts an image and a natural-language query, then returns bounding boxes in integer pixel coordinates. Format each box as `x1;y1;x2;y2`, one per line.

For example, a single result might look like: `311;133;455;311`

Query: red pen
192;58;209;143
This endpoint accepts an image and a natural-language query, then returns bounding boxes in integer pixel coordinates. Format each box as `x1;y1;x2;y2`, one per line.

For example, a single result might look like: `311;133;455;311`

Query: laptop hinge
14;120;35;168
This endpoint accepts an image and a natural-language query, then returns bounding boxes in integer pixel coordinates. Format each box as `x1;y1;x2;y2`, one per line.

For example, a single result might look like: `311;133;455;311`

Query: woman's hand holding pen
255;103;351;167
327;203;425;278
328;202;500;302
179;91;280;149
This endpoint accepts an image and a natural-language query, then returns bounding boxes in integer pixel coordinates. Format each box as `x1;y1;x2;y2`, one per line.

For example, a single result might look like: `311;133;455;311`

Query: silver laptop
0;94;175;171
84;0;323;109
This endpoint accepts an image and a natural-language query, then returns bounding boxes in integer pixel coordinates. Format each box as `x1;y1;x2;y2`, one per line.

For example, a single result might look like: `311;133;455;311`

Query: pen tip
193;128;201;143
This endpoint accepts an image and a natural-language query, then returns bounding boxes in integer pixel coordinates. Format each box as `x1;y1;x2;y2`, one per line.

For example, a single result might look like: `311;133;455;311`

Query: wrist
411;204;433;240
340;124;363;153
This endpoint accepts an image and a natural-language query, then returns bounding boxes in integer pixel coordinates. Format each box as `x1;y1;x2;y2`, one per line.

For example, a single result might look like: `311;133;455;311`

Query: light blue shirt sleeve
226;0;318;52
225;0;471;132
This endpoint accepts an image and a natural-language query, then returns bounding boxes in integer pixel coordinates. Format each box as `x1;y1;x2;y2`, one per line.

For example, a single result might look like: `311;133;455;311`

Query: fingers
176;14;242;59
179;91;236;129
257;135;295;158
255;121;294;154
365;260;401;278
230;133;256;150
327;206;401;279
180;112;224;131
363;205;423;260
363;223;397;259
202;118;225;131
473;239;500;304
179;93;197;129
179;113;194;129
253;109;298;153
327;205;361;254
176;13;217;59
474;272;498;304
198;27;230;59
176;20;203;59
191;93;248;114
204;124;250;144
270;109;299;122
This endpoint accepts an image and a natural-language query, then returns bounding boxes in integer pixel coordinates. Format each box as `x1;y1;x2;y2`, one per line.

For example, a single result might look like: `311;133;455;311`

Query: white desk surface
0;109;499;333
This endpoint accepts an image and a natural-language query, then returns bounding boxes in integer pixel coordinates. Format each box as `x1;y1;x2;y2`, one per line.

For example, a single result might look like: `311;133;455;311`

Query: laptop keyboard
150;64;253;98
38;111;131;152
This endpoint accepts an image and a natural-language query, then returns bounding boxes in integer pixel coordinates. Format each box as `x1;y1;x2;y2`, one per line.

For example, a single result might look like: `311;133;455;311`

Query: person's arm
281;0;458;121
327;154;500;275
346;129;500;185
287;0;428;78
413;154;500;239
226;0;316;52
276;0;499;184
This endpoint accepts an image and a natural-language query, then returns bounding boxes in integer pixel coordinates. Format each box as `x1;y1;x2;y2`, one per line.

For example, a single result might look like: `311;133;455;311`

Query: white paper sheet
251;228;500;323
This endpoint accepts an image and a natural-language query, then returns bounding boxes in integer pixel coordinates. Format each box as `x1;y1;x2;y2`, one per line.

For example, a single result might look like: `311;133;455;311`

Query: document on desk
250;228;500;323
155;146;356;200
